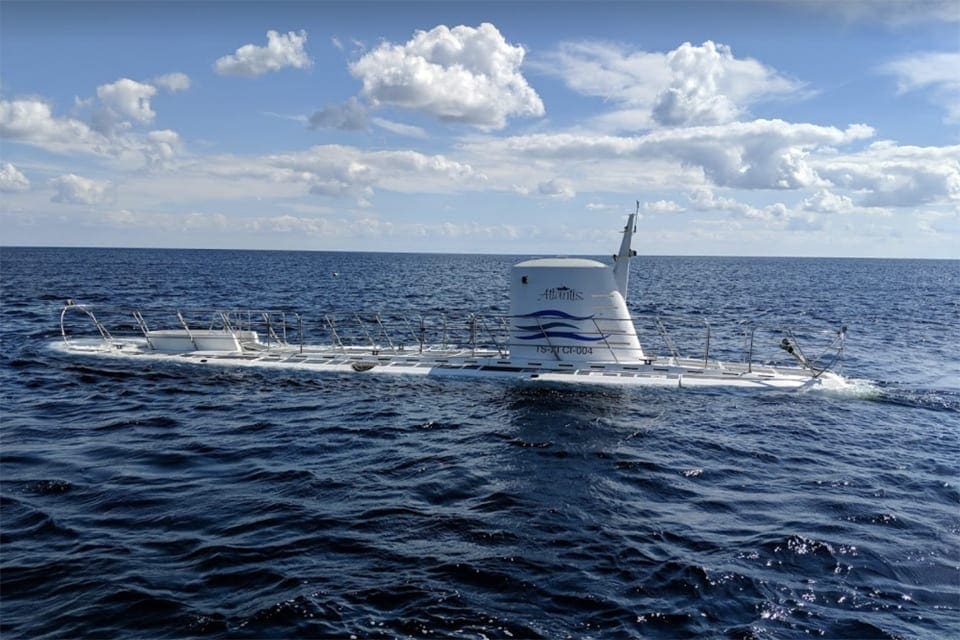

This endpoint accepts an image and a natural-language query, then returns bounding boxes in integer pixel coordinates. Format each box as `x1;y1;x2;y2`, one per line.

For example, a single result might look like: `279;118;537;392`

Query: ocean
1;247;958;638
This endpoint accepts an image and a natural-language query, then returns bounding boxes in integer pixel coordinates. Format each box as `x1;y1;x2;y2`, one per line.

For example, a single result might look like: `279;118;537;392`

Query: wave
513;321;579;331
515;330;609;342
514;309;595;321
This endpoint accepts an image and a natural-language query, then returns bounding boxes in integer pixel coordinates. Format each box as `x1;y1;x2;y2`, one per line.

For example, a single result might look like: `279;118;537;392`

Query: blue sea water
1;247;958;639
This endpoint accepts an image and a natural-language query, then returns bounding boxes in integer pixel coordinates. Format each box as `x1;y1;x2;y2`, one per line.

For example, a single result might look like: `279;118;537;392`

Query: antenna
613;207;638;300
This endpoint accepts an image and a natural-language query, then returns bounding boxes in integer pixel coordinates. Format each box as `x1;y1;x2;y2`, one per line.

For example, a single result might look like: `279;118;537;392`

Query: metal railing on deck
59;301;845;374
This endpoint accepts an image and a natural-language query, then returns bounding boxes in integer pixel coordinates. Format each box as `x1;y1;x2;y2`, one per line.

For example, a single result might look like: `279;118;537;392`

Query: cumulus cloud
143;129;183;168
585;202;629;213
202;144;481;206
801;189;856;214
687;187;797;222
1;93;184;169
308;97;369;131
813;141;960;207
536;40;803;130
537;178;575;199
688;187;754;216
0;99;103;151
0;162;30;192
49;173;113;204
349;22;544;129
95;78;157;128
152;72;191;92
643;199;684;214
469;119;874;190
214;30;312;77
879;51;960;122
652;41;800;126
533;41;669;112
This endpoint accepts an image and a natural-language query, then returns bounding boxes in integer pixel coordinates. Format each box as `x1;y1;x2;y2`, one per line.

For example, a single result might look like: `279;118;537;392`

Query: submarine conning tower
508;213;645;364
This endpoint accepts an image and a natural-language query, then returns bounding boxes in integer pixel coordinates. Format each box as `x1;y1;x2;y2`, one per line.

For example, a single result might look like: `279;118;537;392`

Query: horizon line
2;244;957;261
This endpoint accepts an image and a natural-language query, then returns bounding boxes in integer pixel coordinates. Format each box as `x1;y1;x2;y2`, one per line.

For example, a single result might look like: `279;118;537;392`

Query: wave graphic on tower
513;309;609;342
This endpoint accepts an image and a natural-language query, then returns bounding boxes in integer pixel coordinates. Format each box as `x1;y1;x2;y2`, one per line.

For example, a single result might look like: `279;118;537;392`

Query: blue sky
2;1;958;257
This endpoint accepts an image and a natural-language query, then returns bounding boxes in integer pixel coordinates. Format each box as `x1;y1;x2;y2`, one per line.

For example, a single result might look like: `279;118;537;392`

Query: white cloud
652;41;801;126
200;144;481;206
0;162;30;192
534;41;669;109
349;22;544;129
143;129;183;168
49;174;113;204
536;40;803;130
688;187;753;216
586;202;630;213
916;210;960;235
263;111;309;124
797;0;960;26
100;209;230;231
1;94;184;170
643;199;684;214
152;72;192;92
215;30;311;77
468;119;874;190
813;141;960;207
687;187;798;222
371;117;427;138
879;51;960;122
0;99;103;151
96;78;157;127
308;97;369;131
537;178;575;199
801;189;856;213
242;213;525;242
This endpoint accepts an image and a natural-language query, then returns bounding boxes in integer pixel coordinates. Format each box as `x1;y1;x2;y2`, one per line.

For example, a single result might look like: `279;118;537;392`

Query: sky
1;0;958;257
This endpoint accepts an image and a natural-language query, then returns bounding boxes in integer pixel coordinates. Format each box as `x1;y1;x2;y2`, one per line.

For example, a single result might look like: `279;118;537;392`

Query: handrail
324;315;345;353
591;316;619;364
535;314;561;361
176;311;199;350
57;302;845;376
60;301;114;347
703;321;711;368
131;309;154;350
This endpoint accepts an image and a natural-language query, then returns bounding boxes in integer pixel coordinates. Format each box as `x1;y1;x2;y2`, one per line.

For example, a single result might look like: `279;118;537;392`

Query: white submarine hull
55;209;847;391
51;337;842;391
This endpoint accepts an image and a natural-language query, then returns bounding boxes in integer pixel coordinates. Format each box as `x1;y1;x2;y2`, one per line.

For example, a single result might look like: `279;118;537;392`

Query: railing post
325;315;345;353
177;311;198;350
132;310;154;350
297;313;303;354
470;314;477;356
703;321;711;368
375;313;396;351
419;316;425;354
592;316;619;364
536;315;561;361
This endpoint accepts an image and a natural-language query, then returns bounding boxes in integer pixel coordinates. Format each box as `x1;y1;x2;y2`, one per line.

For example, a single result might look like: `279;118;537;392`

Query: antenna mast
612;203;638;299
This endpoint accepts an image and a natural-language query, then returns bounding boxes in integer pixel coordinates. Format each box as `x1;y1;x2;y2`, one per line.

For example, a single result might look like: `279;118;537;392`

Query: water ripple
2;249;958;638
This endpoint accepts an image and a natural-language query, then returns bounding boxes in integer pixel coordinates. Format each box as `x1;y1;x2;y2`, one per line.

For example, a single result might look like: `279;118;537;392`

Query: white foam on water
809;376;882;399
